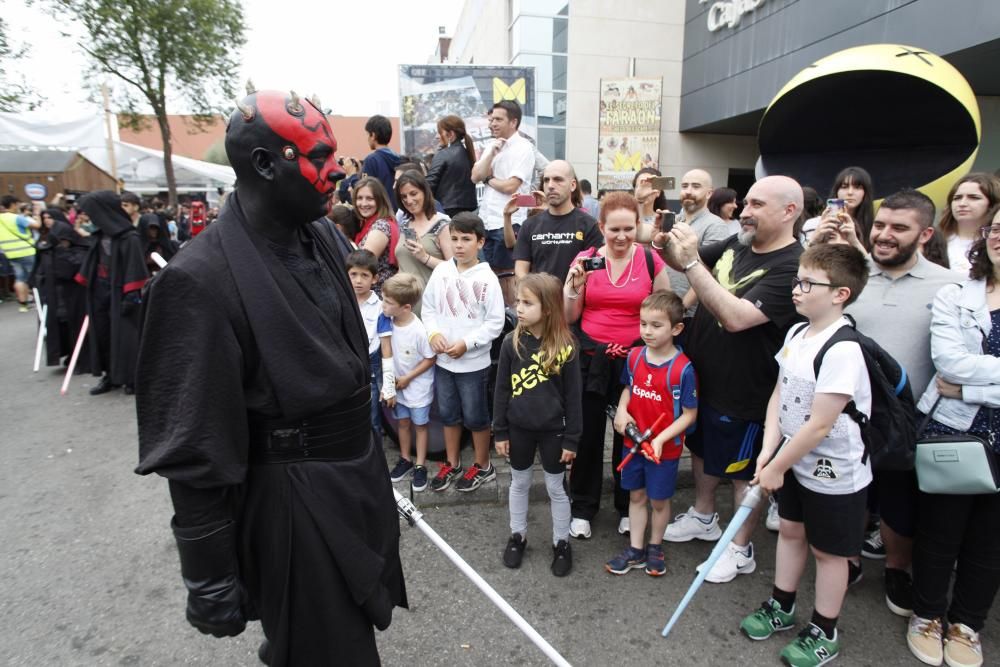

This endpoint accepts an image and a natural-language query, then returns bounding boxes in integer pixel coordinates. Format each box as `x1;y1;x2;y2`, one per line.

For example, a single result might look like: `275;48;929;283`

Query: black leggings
508;427;566;474
912;478;1000;630
569;387;627;521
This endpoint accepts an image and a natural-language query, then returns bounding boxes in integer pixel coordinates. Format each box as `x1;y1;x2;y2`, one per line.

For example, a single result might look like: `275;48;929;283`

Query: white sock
689;507;714;522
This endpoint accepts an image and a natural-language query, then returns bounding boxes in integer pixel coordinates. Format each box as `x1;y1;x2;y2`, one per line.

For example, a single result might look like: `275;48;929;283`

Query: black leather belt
248;386;373;464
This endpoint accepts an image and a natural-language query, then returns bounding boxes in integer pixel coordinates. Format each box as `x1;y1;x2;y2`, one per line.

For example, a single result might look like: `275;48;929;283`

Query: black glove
171;517;247;637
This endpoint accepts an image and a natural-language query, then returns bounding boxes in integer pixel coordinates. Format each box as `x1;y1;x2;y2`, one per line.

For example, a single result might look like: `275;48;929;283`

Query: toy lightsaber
33;303;48;372
393;490;572;667
606;406;667;472
60;315;89;395
151;252;167;269
662;436;788;638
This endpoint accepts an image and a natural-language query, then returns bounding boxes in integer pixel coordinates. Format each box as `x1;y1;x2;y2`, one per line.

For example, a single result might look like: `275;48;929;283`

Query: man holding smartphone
471;101;537;273
510;160;602;282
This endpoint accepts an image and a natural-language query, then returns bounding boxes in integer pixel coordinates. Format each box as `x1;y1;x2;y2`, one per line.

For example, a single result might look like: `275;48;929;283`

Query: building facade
446;0;999;201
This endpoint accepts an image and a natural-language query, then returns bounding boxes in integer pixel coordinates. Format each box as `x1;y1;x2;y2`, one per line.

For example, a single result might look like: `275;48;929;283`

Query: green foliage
0;17;41;112
202;136;230;166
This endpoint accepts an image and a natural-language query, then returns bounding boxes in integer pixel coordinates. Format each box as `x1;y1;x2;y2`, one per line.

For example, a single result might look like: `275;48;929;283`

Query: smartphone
581;255;607;272
402;226;418;242
826;198;846;213
515;194;537;207
661;211;676;233
649;176;671;191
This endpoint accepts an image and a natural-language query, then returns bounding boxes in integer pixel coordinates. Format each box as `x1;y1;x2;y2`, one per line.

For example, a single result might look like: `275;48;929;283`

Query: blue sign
24;183;48;200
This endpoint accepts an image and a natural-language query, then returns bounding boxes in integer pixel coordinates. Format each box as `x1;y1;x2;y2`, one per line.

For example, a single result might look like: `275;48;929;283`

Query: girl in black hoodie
494;273;582;577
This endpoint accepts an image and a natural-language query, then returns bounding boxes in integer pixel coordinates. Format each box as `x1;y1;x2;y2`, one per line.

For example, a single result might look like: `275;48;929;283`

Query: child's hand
445;339;467;359
396;374;411;390
560;449;576;464
752;464;784;494
495;440;509;457
613;408;632;436
648;439;664;462
429;334;449;354
381;394;396;408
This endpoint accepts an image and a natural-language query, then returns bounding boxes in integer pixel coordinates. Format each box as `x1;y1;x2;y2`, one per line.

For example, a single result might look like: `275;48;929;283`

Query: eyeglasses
979;225;1000;240
791;277;837;293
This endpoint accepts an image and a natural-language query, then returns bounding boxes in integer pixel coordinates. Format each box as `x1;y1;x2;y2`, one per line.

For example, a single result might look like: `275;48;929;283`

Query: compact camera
581;255;607;272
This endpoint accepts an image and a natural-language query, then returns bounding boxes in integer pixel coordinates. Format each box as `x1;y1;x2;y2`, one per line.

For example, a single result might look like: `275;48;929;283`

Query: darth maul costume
134;89;406;667
30;208;91;369
75;192;149;393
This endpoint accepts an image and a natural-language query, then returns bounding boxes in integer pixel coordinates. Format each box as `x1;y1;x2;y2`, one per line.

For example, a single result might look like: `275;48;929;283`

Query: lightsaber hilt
394;488;423;526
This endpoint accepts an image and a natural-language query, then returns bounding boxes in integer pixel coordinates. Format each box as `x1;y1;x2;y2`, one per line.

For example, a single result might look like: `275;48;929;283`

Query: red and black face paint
248;91;344;194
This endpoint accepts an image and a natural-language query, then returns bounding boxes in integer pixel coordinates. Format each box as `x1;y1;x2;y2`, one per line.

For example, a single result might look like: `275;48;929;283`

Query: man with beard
812;188;960;618
134;89;405;667
75;191;149;396
652;175;805;583
511;160;603;282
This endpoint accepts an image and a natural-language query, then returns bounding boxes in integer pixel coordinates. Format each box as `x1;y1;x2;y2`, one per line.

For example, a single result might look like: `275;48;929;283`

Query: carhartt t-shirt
513;208;602;282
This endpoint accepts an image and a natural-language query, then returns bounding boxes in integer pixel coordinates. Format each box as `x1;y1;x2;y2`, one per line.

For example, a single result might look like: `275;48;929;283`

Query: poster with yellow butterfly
598;78;663;191
399;64;537;162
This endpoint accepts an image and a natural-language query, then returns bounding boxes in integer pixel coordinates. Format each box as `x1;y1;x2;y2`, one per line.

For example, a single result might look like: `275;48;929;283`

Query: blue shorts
9;255;34;283
435;365;490;430
685;402;763;481
393;403;431;426
483;229;514;271
621;455;680;500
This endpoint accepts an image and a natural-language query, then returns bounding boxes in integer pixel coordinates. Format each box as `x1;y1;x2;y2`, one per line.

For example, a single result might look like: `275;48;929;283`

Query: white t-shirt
478;132;536;231
357;291;382;355
774;317;873;494
390;315;436;408
947;235;973;275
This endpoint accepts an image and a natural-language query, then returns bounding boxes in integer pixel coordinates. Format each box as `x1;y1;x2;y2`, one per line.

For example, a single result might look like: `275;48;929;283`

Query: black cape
30;212;91;367
134;191;405;666
139;213;179;271
75;191;149;384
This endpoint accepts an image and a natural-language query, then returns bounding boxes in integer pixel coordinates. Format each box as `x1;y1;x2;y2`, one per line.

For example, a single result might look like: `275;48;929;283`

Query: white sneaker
569;518;592;539
618;517;630;535
766;495;780;532
664;507;723;542
702;542;756;583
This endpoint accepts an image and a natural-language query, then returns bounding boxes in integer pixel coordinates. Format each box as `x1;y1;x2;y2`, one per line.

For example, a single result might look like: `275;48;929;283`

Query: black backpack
790;315;917;471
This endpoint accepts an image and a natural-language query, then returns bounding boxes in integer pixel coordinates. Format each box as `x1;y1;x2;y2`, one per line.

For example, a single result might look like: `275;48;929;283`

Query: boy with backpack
739;244;873;666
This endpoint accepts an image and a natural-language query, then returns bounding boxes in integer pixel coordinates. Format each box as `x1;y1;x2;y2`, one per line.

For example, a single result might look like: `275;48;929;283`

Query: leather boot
89;375;115;395
257;639;271;665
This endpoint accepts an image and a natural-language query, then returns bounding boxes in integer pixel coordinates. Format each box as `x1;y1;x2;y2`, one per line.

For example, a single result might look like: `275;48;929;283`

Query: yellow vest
0;212;35;260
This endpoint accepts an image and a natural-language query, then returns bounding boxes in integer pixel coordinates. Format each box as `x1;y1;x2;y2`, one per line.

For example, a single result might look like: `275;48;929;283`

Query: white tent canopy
0;111;234;197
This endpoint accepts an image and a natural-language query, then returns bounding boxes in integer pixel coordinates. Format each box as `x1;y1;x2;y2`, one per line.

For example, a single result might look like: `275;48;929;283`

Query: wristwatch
485;175;495;186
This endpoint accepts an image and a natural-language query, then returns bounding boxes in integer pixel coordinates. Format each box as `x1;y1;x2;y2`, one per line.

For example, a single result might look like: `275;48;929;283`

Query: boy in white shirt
382;272;437;492
740;244;872;667
347;249;393;442
422;212;506;492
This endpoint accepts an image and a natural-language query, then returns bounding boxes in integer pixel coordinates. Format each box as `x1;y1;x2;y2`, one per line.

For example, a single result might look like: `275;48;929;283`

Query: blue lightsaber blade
661;484;764;638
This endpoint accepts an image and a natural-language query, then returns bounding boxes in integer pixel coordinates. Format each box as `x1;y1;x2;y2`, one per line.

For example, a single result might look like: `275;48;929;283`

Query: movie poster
399;64;537;163
597;78;662;191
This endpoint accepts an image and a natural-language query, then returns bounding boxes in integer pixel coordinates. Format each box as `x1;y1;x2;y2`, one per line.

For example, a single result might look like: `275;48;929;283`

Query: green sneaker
740;599;795;640
780;623;840;666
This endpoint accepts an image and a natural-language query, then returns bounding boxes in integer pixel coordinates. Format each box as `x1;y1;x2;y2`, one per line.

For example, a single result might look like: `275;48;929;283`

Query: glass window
512;54;567;93
536;91;567;126
510;15;568;56
512;0;568;17
537;127;566;160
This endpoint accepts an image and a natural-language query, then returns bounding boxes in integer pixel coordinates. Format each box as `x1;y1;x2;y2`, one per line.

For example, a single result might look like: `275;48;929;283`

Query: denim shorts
435;365;490;430
9;255;34;283
483;229;514;271
621;456;680;500
393;403;431;426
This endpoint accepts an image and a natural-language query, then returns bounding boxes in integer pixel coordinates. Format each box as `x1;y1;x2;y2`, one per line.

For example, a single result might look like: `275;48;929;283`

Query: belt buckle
267;427;304;452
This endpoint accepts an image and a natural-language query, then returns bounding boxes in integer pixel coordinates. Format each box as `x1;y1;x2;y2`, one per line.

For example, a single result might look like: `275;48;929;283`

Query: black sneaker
389;458;414;482
89;375;116;395
551;539;572;577
429;463;463;492
885;567;913;617
411;465;428;492
862;528;886;559
503;533;527;568
848;560;863;587
455;462;497;492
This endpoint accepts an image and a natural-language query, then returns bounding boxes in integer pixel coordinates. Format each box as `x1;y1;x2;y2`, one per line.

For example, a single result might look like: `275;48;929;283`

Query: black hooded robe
134;192;406;667
30;214;91;367
75;192;149;386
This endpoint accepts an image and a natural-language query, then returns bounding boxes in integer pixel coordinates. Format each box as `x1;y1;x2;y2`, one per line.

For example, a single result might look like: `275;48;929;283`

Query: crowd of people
4;95;1000;667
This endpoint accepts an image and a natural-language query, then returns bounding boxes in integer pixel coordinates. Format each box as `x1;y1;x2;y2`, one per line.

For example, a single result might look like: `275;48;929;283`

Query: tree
47;0;246;205
0;17;40;111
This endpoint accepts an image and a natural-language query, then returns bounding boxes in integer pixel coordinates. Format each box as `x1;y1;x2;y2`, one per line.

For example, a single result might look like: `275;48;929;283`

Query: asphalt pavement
1;298;997;666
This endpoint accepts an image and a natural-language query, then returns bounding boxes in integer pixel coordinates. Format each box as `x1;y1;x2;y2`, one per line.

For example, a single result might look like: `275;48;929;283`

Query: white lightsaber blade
61;315;89;395
33;304;47;372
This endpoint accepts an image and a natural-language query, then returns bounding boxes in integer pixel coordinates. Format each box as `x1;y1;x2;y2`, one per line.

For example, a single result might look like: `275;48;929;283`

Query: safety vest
0;212;35;260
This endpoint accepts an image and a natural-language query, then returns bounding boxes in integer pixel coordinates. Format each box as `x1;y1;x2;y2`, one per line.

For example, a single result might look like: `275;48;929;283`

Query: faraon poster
598;78;663;191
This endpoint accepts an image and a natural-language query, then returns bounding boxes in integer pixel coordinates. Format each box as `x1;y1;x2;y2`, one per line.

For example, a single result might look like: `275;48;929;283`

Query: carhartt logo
813;458;837;479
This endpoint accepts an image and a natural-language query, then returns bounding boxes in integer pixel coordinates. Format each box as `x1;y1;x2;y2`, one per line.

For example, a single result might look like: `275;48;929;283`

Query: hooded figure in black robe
75;191;149;394
30;208;91;367
134;89;406;667
139;213;179;273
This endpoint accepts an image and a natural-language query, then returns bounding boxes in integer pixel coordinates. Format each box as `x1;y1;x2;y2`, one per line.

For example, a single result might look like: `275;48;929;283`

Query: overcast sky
5;0;465;120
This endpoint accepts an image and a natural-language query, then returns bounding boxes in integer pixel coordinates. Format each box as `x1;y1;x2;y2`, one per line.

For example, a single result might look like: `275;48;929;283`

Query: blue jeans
483;229;514;271
434;365;490;430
